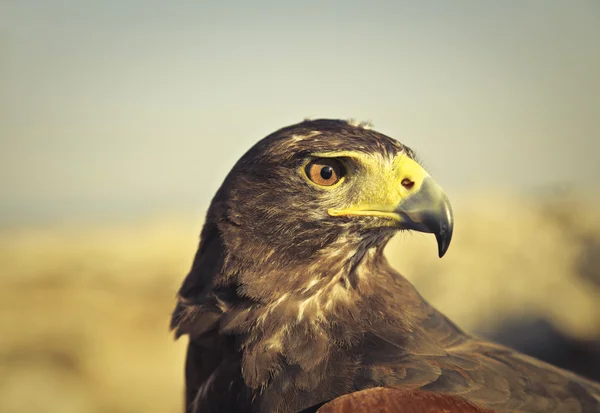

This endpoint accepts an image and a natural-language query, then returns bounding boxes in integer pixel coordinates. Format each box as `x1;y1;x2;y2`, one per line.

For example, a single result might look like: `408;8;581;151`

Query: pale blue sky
1;1;599;224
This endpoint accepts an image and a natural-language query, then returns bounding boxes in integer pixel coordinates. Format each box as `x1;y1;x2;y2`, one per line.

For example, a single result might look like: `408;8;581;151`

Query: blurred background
1;1;599;412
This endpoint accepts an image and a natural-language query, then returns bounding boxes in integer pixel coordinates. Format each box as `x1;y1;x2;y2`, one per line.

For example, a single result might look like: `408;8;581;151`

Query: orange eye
305;158;345;186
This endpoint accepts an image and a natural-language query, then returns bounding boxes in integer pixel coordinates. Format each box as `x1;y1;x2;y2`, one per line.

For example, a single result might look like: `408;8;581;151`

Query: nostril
401;178;415;189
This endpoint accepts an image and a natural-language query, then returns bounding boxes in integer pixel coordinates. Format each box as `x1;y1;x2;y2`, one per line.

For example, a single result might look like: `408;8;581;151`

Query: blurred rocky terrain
1;192;599;413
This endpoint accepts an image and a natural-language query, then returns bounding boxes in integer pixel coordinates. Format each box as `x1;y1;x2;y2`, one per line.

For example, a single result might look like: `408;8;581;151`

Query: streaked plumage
171;119;600;413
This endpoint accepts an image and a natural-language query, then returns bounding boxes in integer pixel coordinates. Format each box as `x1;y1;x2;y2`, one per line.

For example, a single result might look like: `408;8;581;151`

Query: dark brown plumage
171;119;600;413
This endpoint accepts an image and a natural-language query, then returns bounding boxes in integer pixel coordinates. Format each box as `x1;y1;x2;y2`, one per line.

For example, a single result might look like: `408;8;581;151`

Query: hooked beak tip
395;176;454;258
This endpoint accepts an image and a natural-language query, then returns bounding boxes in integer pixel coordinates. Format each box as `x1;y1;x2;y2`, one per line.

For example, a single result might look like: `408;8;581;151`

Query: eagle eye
305;158;345;187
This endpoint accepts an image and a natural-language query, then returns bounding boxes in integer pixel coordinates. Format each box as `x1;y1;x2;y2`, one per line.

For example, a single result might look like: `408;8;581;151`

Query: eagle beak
327;154;453;257
394;175;454;258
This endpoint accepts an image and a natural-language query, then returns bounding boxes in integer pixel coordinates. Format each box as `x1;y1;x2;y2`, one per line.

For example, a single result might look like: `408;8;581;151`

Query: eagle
171;119;600;413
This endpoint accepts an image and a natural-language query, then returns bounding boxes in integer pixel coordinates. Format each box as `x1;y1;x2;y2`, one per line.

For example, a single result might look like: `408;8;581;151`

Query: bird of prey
171;119;600;413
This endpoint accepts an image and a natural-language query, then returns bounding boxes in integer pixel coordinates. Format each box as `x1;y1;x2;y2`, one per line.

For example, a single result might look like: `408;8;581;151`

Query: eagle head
209;119;453;296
